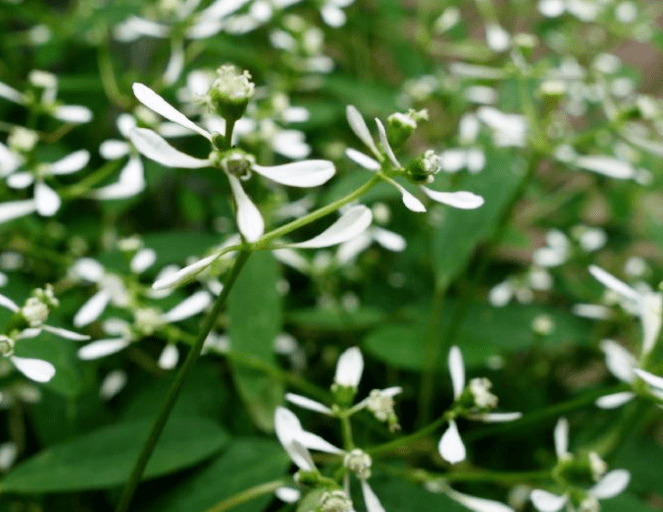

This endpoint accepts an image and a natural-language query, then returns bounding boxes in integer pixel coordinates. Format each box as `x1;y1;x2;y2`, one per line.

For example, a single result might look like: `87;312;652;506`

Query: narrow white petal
186;19;225;39
381;386;403;397
439;420;466;464
600;339;636;383
529;490;567;512
0;200;37;224
554;417;569;459
589;265;640;302
0;293;20;312
346;105;380;157
7;172;34;189
286;439;317;471
274;407;316;471
446;487;515;512
99;370;128;400
158;344;180;370
71;258;105;282
375;118;401;168
575;155;634;179
388;179;426;212
130;248;157;274
289;205;372;249
596;392;635;409
478;412;523;422
50;150;90;175
42;325;90;341
0;81;25;104
372;227;406;252
198;0;252;20
152;253;219;290
346;148;381;171
589;469;630;499
361;479;386;512
52;105;93;124
275;487;301;503
161;290;212;322
297;431;343;454
448;346;465;399
163;40;185;85
421;187;485;209
129;128;210;169
634;368;663;391
77;338;131;360
99;140;130;160
286;393;333;415
132;83;211;140
35;181;61;216
228;175;264;242
74;290;112;327
252;160;335;188
114;16;170;40
334;346;364;387
11;356;56;383
640;292;662;355
91;157;145;200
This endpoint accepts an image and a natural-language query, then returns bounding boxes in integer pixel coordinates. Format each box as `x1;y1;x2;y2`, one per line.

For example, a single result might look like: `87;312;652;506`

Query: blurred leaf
368;475;466;511
228;252;283;432
289;306;386;332
322;75;399;113
143;438;289;512
142;231;221;266
601;493;659;512
0;417;229;493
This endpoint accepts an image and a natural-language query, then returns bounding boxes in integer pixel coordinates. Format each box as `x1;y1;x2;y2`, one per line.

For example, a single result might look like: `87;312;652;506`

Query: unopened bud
208;65;255;122
387;109;428;149
0;335;15;358
405;150;441;184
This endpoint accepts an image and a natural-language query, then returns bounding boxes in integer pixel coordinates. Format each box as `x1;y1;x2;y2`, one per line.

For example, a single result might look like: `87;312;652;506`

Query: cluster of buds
21;285;58;328
385;108;428;149
207;65;255;125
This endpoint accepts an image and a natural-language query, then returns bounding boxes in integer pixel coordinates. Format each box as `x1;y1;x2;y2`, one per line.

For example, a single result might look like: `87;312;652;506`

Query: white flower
344;105;484;213
439;346;521;464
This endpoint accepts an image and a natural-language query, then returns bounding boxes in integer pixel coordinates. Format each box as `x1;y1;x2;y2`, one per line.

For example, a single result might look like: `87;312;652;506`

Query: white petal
381;386;403;397
0;200;37;224
448;346;465;399
372;227;406;252
7;172;34;189
375;118;401;168
74;290;112;327
90;157;145;200
297;430;343;455
42;325;90;341
130;248;157;274
640;292;662;355
49;150;90;175
589;265;640;302
158;344;180;370
71;258;105;282
129;128;210;169
361;479;386;512
346;105;380;157
554;417;569;459
388;179;426;212
0;442;18;471
600;339;636;383
634;368;663;391
321;4;346;26
99;370;128;400
132;83;211;140
596;392;635;409
446;487;515;512
99;140;130;160
35;182;61;216
538;0;565;17
114;16;169;40
0;81;25;104
11;356;55;383
152;253;219;290
589;469;630;499
163;40;185;85
334;346;364;387
197;0;252;20
478;412;523;422
77;338;131;360
286;393;333;415
228;175;264;242
275;487;300;503
486;23;511;52
530;490;567;512
274;407;315;471
421;187;485;209
439;420;466;464
161;290;212;322
575;155;634;179
252;160;335;188
346;148;381;171
0;293;20;312
289;205;372;249
52;105;93;124
186;19;225;39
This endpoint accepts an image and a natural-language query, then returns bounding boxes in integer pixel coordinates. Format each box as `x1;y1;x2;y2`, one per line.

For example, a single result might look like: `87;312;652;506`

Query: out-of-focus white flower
476;107;527;148
533;230;570;268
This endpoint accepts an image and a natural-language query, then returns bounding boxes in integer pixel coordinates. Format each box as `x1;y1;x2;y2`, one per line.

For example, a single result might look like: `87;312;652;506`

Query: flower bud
207;65;255;122
387;109;428;149
343;449;372;479
212;148;256;180
0;335;15;358
21;298;49;328
318;490;354;512
365;389;400;431
331;383;357;408
405;149;441;184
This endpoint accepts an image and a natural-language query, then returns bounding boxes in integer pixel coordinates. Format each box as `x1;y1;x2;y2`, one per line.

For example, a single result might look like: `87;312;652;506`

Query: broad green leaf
601;493;659;512
0;417;229;493
228;252;283;431
431;150;526;287
143;438;289;512
367;475;467;512
322;75;399;113
142;231;222;266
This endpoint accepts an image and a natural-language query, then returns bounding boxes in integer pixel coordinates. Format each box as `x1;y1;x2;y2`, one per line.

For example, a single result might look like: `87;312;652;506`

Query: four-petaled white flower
128;82;336;243
530;418;631;512
439;346;522;464
344;105;485;213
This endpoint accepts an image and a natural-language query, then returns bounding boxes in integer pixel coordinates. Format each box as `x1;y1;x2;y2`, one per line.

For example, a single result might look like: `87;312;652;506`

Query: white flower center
469;378;498;409
343;448;372;479
319;490;354;512
366;389;395;422
21;297;49;327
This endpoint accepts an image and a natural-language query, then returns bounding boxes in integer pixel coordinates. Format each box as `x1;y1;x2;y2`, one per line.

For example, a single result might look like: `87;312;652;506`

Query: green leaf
0;417;229;493
228;252;283;432
368;475;467;512
142;231;222;266
431;150;527;287
601;493;659;512
143;438;289;512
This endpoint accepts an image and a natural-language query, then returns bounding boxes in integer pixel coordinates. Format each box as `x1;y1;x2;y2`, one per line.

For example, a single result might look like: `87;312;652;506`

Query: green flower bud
208;65;255;122
331;383;357;408
0;335;15;358
405;149;441;184
386;109;428;149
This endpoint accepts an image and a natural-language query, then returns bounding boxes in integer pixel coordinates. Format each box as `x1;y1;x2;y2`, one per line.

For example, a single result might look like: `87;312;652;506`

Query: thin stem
58;158;123;199
204;479;288;512
340;413;355;451
115;251;252;512
225;118;236;148
367;414;448;456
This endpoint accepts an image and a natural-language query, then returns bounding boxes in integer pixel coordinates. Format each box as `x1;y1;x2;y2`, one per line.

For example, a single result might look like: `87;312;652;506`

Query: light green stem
203;479;288;512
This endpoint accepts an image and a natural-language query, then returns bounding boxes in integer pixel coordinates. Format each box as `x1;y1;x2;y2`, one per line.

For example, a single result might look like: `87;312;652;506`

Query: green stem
340;413;355;451
58;158;124;199
203;479;288;512
367;414;448;456
98;44;131;110
114;251;252;512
